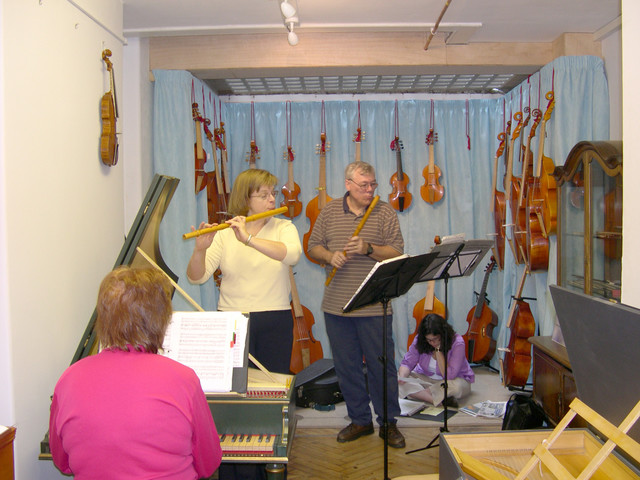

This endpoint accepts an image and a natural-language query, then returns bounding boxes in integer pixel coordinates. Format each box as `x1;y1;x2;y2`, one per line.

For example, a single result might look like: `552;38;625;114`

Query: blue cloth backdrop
152;55;609;374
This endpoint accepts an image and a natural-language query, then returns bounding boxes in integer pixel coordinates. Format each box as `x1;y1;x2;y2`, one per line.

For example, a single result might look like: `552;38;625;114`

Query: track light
286;19;299;46
280;0;296;19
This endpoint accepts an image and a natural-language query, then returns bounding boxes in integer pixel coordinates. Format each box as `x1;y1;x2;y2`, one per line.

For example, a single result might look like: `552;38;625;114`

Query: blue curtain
152;55;609;372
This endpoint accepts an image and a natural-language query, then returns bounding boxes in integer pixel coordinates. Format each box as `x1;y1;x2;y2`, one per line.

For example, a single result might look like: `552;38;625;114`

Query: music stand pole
381;297;390;480
404;238;492;454
342;252;440;480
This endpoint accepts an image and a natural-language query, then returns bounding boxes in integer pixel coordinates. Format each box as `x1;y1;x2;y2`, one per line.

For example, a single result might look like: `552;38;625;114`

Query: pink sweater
49;347;222;479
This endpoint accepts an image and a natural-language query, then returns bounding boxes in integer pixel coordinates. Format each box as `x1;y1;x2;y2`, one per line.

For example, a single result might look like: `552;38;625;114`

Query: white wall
621;1;640;307
1;1;125;478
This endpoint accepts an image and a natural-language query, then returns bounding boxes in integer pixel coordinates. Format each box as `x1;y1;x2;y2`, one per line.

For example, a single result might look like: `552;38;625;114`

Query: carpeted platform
294;367;516;430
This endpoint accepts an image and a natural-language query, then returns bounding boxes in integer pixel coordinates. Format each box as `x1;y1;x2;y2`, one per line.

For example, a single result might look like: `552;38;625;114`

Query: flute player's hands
344;235;366;258
191;221;217;251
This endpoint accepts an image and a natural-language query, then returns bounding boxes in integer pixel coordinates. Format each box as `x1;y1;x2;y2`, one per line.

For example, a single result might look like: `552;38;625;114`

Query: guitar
420;128;444;204
501;269;535;388
463;257;498;363
289;267;323;374
388;137;412;212
100;49;118;167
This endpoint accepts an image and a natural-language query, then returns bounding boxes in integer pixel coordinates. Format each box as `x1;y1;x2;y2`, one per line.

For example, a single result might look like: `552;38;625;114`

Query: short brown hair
96;266;173;353
228;169;278;216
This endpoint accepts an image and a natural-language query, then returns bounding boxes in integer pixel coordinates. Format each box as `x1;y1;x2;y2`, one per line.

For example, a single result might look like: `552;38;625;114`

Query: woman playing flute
187;169;302;375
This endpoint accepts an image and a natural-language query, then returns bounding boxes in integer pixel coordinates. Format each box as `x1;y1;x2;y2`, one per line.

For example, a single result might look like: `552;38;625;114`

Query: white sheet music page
162;311;244;393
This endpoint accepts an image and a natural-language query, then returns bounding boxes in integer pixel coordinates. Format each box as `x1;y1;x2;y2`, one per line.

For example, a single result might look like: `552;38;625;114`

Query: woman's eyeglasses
251;190;279;201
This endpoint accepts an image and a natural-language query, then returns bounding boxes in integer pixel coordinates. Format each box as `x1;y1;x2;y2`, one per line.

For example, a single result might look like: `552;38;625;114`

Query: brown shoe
337;422;374;443
379;423;406;448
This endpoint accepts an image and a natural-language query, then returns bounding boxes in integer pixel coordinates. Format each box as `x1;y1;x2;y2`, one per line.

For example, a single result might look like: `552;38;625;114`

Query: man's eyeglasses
347;178;378;191
250;190;279;201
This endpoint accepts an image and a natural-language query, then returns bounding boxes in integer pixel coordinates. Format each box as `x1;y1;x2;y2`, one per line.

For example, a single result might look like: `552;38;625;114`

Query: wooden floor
287;426;440;480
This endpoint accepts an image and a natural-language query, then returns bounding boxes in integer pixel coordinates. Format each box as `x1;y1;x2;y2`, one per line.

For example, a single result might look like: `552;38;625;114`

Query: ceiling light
286;20;299;46
280;0;296;19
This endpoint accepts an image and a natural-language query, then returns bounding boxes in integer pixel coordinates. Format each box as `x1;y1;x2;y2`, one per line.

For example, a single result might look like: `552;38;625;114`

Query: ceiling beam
148;31;601;81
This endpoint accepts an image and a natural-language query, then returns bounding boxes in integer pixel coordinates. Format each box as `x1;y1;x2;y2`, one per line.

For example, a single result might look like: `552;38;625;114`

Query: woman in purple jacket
398;313;474;407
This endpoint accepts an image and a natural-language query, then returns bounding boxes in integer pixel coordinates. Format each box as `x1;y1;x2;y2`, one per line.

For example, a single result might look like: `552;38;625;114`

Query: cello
463;257;498;364
501;269;535;388
289;268;323;374
303;102;332;264
281;102;302;219
409;236;446;349
420;128;444;204
409;280;445;349
528;91;557;238
100;49;118;167
492;128;508;270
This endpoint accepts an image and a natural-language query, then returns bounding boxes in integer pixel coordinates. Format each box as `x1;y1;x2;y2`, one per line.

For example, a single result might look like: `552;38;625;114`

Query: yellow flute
183;206;288;240
325;195;379;286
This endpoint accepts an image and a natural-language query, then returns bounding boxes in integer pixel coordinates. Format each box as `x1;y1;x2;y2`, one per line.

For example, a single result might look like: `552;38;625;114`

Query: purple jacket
401;333;475;383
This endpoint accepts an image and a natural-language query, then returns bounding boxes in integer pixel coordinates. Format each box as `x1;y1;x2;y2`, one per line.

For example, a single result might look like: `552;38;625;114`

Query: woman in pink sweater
49;266;222;479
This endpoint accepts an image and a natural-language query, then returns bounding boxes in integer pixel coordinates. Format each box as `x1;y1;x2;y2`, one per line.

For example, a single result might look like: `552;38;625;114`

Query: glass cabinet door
555;141;622;301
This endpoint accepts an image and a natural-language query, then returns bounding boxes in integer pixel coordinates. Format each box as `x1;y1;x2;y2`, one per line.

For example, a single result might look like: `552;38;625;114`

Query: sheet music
343;254;409;311
162;311;247;393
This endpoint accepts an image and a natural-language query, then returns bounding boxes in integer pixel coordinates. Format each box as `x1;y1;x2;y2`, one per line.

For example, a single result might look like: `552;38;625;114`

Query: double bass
463;257;498;364
501;269;535;388
289;268;323;374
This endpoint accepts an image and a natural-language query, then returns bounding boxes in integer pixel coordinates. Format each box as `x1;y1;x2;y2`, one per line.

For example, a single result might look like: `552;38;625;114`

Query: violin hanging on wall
100;49;118;167
421;128;444;204
303;101;332;264
281;102;302;219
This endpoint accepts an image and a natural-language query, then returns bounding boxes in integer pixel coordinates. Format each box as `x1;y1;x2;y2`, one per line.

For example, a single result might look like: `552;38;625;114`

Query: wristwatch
365;243;374;256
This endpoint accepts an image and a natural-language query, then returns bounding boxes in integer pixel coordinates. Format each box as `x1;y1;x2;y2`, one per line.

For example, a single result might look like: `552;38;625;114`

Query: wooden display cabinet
553;141;622;301
529;336;584;427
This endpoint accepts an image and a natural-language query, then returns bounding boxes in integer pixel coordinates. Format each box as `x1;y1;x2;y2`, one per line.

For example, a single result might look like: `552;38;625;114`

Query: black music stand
343;252;439;480
406;238;493;454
